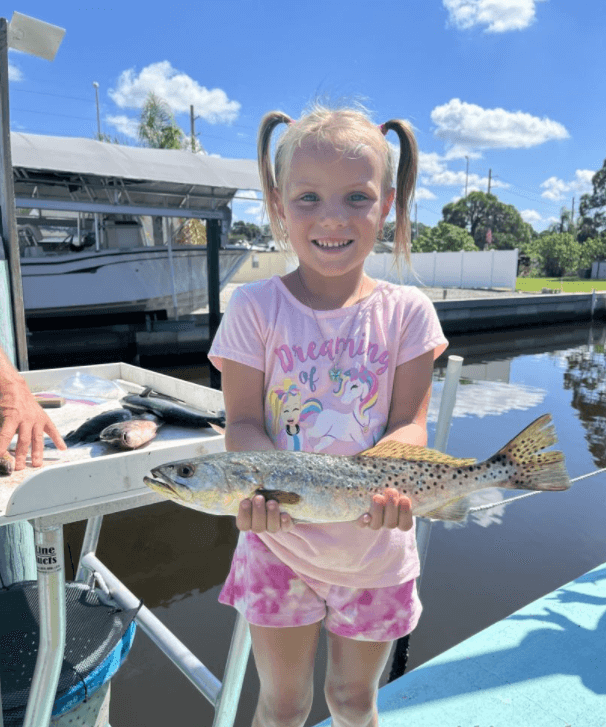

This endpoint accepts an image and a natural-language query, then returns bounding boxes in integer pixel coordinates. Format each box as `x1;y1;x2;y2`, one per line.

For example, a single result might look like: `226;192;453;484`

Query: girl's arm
358;350;434;531
221;359;293;533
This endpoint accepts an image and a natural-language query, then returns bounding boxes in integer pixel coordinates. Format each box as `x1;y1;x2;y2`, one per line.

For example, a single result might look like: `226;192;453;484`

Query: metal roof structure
11;132;261;220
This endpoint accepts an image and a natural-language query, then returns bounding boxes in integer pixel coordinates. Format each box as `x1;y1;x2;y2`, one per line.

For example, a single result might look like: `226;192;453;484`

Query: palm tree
138;92;186;150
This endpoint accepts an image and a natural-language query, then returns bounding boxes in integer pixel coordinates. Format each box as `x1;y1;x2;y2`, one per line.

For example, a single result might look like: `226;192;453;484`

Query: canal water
62;321;606;727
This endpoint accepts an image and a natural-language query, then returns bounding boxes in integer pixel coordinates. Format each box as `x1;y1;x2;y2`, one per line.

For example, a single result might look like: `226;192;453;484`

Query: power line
11;87;93;103
11;106;95;122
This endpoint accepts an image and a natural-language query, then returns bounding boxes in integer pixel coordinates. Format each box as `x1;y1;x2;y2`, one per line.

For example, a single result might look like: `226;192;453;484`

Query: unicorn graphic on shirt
268;379;322;451
305;366;379;451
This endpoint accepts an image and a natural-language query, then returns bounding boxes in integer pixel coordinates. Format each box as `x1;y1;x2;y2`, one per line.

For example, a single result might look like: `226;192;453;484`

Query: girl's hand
357;488;413;531
236;495;294;533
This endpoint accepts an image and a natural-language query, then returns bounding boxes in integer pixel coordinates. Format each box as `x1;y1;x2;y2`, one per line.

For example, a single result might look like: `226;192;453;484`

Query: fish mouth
144;472;178;496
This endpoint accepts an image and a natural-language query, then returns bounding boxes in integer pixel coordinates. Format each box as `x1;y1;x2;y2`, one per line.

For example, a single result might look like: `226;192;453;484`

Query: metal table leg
22;520;66;727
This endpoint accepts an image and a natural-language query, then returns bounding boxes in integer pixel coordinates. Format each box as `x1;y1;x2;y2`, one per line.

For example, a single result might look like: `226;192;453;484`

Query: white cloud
106;114;139;139
109;61;240;123
540;169;595;201
9;63;23;82
418;151;447;178
421;169;508;193
521;209;543;225
232;190;265;224
415;187;437;200
443;0;544;33
431;98;569;152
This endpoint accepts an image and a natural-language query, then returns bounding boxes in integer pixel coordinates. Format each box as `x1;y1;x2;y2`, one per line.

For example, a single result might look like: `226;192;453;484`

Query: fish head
145;455;241;514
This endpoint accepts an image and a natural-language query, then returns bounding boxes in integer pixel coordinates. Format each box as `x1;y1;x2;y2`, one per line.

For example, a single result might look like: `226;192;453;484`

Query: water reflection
561;328;606;468
429;378;546;421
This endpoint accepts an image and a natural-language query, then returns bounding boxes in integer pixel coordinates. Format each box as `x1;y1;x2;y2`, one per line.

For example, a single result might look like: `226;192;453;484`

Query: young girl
209;103;448;727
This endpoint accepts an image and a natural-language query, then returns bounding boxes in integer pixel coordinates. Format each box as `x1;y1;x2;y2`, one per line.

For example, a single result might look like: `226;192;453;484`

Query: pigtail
381;120;418;266
257;111;293;249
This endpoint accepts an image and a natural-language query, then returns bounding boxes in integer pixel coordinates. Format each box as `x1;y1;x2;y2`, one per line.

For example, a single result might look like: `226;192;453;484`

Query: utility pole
92;81;101;137
487;168;492;195
571;196;575;225
465;156;469;197
190;104;195;152
190;105;206;153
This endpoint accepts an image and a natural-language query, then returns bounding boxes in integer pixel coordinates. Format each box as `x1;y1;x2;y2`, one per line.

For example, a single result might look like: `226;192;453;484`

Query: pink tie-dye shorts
219;532;422;642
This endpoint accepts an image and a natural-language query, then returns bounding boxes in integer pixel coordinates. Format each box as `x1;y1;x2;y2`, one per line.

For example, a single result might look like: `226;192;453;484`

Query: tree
579;237;606;270
412;222;478;253
138;92;187;150
228;221;261;241
442;191;533;250
578;158;606;242
530;233;581;277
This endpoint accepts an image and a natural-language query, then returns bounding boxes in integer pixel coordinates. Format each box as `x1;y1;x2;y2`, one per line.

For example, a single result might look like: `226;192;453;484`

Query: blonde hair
257;102;418;265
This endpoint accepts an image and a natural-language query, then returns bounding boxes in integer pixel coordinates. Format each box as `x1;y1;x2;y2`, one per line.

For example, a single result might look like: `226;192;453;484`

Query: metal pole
92;81;101;137
80;553;222;705
416;355;464;591
22;521;66;727
0;17;28;371
207;218;221;389
75;515;104;584
212;614;251;727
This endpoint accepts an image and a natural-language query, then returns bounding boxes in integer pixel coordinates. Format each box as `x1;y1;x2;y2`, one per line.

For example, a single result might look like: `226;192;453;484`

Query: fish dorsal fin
359;440;476;467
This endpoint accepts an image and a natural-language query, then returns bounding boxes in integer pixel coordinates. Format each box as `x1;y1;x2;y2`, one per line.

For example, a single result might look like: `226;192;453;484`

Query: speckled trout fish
144;414;570;522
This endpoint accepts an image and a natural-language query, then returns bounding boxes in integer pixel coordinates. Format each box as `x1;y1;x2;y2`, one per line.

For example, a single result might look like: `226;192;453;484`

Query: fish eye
177;464;195;478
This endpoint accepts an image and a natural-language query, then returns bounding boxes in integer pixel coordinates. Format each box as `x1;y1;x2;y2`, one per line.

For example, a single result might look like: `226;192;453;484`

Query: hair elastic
379;123;387;134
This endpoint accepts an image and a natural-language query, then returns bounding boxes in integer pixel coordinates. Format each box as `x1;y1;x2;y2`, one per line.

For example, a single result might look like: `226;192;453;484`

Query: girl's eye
300;193;318;202
350;193;368;202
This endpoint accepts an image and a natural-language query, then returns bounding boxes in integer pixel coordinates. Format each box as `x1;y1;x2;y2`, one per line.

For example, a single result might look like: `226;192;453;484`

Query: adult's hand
0;367;66;470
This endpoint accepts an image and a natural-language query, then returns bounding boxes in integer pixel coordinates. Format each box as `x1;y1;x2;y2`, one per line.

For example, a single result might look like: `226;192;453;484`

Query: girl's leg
324;632;393;727
250;621;323;727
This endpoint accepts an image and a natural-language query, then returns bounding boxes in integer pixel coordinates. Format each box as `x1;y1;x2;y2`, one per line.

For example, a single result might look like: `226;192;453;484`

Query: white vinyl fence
365;249;519;289
591;261;606;280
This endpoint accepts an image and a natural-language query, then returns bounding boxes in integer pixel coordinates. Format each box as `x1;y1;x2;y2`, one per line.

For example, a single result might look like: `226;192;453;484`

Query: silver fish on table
144;414;570;523
100;417;161;450
54;409;134;447
121;394;225;429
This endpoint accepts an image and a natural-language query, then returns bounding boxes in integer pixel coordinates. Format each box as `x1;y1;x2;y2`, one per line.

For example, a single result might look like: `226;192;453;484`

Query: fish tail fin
494;414;570;492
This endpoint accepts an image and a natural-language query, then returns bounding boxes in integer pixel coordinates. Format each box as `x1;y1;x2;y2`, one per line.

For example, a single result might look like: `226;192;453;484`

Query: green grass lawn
516;277;606;293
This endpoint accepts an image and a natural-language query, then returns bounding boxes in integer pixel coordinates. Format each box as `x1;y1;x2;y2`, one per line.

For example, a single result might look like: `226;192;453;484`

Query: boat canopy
11;132;261;220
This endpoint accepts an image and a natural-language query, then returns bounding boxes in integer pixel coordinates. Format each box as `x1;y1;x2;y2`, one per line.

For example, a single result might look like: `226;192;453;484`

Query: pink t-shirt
209;275;448;588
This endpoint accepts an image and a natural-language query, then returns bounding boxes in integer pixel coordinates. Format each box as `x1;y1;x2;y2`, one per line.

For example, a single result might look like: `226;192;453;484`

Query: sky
5;0;606;232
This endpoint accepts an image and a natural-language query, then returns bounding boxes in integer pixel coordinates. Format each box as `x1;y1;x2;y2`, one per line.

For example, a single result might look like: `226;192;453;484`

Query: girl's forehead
287;139;384;184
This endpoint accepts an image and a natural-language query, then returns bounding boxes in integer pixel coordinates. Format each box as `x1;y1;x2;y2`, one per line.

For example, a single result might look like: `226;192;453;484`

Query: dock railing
74;354;464;727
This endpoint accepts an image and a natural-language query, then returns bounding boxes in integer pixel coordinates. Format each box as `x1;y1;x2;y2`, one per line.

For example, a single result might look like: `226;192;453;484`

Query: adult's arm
0;346;66;469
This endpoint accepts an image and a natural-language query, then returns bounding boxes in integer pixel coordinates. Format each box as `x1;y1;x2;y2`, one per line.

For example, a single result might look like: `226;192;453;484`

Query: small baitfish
144;414;571;523
100;417;161;450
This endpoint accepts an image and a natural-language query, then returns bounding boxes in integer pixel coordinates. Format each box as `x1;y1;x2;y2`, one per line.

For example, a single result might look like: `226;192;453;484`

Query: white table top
0;362;225;526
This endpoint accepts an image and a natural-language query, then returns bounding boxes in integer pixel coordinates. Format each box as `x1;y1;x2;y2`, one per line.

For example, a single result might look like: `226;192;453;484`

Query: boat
11;132;260;323
18;213;249;320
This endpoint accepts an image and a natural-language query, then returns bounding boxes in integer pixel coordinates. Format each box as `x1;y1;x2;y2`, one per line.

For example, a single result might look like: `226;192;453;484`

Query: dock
314;561;606;726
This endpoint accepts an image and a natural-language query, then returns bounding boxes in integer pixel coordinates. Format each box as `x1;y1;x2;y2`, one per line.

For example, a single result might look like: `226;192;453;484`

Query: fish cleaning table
0;362;226;727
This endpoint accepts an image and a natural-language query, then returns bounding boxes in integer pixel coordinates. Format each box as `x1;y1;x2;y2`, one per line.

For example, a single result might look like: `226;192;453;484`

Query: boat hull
21;246;249;319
